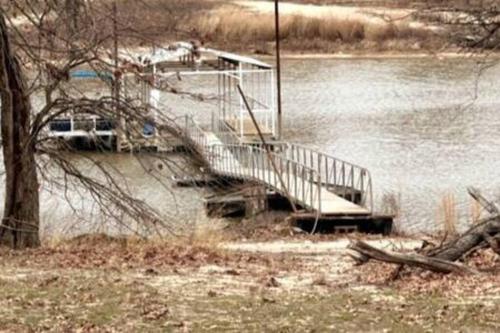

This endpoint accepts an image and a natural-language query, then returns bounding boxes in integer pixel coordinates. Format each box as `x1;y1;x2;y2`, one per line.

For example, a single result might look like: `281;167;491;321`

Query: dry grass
380;192;401;218
188;6;435;51
4;0;466;53
288;0;491;9
438;193;458;236
380;192;405;234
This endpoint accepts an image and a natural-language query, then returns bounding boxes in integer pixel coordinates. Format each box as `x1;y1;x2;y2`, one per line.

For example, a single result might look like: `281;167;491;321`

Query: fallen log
348;240;478;274
482;232;500;256
420;188;500;261
467;187;499;215
428;216;500;261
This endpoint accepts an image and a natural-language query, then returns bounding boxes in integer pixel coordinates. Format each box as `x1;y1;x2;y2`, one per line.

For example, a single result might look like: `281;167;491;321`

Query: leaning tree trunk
0;12;40;248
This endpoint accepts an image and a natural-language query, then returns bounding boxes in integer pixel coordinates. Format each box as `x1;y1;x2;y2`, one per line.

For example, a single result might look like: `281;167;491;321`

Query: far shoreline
257;50;500;60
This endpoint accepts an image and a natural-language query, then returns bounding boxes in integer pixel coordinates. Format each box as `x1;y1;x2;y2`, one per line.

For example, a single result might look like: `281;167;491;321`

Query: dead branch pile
349;187;500;275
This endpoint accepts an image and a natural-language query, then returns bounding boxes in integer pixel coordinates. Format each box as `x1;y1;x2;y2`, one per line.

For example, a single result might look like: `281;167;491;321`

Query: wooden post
244;186;268;218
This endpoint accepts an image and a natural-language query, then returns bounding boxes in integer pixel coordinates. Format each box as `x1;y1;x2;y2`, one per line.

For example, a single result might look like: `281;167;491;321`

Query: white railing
207;144;322;212
207;128;373;212
277;144;373;212
184;115;208;151
184;116;372;214
184;116;322;212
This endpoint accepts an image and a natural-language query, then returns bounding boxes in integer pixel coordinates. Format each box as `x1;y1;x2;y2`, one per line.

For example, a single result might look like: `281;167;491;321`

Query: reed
381;192;401;218
439;193;458;236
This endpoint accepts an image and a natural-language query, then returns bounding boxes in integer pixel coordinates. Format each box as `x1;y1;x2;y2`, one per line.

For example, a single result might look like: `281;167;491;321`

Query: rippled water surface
281;57;500;232
6;57;500;235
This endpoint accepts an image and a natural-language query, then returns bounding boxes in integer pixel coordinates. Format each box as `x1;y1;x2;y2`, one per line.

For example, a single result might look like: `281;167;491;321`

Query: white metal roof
203;47;272;69
127;42;272;69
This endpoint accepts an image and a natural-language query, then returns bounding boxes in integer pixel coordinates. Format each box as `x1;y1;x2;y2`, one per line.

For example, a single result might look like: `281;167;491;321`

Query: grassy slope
0;235;499;331
1;266;499;331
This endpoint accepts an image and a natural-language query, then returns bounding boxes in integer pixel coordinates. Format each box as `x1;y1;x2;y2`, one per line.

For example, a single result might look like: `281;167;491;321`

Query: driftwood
427;216;500;261
349;189;500;274
468;187;499;215
482;232;500;255
348;241;477;274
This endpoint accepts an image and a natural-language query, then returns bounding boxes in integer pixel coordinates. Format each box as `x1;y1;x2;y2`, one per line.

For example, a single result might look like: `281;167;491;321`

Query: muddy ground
0;232;499;332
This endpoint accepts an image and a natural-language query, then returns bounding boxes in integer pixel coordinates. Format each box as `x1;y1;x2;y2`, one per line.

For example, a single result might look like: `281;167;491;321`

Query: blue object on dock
143;122;155;137
71;70;113;81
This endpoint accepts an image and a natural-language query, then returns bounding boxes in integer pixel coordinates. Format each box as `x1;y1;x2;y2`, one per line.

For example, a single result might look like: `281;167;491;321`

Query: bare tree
0;1;207;248
0;12;40;247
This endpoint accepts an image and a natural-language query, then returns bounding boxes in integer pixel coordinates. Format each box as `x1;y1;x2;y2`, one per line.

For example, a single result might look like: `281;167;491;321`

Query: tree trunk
65;0;80;58
0;12;40;248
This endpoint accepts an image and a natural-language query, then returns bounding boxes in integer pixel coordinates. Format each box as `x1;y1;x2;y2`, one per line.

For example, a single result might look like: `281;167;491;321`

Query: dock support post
244;185;268;218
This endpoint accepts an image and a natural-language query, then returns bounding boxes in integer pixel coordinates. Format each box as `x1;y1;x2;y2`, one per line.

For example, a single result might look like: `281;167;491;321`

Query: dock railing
183;115;372;214
184;116;322;212
278;144;373;212
207;144;322;212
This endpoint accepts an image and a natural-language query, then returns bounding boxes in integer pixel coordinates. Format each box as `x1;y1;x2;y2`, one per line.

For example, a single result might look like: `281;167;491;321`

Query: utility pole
112;1;123;152
274;0;283;140
113;0;119;98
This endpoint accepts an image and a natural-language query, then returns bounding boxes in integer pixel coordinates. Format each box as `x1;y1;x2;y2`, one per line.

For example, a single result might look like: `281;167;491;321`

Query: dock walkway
185;117;373;217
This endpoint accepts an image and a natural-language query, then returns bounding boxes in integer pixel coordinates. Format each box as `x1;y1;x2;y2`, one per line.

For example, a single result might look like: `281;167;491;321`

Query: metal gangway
185;116;373;218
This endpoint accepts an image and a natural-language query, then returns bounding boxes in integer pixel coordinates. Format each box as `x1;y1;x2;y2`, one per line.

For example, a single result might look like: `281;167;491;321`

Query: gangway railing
276;144;373;212
184;116;322;212
207;144;322;212
183;116;373;214
184;115;208;151
245;143;373;213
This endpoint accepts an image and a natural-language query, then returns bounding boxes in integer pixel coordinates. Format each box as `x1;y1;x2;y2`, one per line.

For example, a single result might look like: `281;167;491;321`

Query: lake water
10;56;500;236
282;57;500;233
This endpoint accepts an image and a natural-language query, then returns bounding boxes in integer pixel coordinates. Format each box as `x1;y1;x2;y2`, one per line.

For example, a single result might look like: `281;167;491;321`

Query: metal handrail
206;144;322;212
184;115;372;214
184;115;208;155
246;142;373;212
279;143;373;212
184;116;322;212
214;120;241;146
